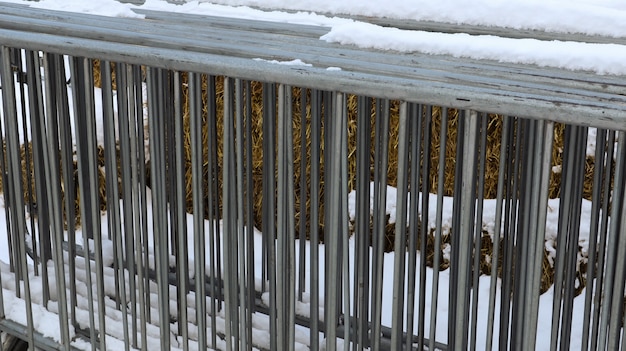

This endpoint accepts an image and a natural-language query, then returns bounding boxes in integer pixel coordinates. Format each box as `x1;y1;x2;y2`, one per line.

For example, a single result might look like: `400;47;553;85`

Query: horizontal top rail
0;3;625;129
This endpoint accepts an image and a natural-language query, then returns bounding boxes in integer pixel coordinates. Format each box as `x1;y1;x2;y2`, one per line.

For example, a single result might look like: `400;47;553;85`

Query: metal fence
1;3;626;351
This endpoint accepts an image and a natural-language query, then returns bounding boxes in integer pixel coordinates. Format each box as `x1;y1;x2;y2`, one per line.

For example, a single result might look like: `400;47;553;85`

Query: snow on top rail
0;2;625;130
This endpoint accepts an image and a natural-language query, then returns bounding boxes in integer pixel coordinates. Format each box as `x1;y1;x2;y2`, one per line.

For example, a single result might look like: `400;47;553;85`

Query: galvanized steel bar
25;49;52;306
485;115;510;351
370;98;390;351
390;101;410;349
171;70;189;351
298;87;308;304
206;75;220;349
116;62;140;348
39;52;72;351
127;63;149;351
67;58;98;350
585;130;615;351
528;120;554;349
262;81;278;350
404;103;420;349
235;78;251;351
244;80;255;348
429;107;448;351
101;59;131;350
189;71;206;350
1;45;36;351
451;110;479;349
469;113;487;351
309;89;322;351
605;131;626;350
146;66;171;350
354;95;371;350
276;83;293;351
416;104;431;350
499;116;521;349
338;92;350;351
223;76;236;351
324;91;345;351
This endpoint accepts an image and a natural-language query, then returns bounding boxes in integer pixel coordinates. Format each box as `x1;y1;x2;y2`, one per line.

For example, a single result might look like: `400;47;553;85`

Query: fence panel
1;4;626;351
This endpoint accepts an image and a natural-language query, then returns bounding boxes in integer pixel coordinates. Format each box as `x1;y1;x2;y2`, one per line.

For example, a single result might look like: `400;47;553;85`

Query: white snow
252;58;312;67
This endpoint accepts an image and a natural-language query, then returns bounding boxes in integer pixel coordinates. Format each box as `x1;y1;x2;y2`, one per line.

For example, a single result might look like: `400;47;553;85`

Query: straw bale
0;142;111;229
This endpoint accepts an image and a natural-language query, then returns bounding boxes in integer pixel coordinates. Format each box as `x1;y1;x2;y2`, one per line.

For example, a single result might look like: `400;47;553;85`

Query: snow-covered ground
0;0;624;349
0;186;596;350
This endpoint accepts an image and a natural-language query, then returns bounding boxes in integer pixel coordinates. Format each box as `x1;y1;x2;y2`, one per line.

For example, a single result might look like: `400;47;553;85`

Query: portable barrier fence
1;3;626;351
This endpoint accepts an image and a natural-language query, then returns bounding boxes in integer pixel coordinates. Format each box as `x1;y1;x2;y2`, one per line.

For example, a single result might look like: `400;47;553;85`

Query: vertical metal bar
3;48;21;286
449;110;464;348
580;128;606;351
605;131;626;350
354;95;371;350
550;124;570;350
127;63;141;344
577;131;599;349
469;113;488;351
549;124;582;350
281;83;297;350
451;110;479;349
289;87;298;351
235;78;250;350
485;116;510;351
223;76;236;350
559;125;585;350
101;60;131;350
390;101;410;349
189;71;205;351
116;62;140;347
404;103;420;350
1;45;36;351
25;50;51;305
416;104;429;350
15;49;39;280
40;52;71;351
66;56;96;351
262;82;277;351
339;93;350;351
146;67;170;350
309;89;321;351
171;70;189;351
527;120;554;350
223;80;238;349
499;117;521;350
128;64;148;351
428;107;448;351
588;130;615;351
72;56;107;351
244;80;255;348
298;87;308;303
370;98;390;351
276;83;295;350
324;91;346;351
513;119;532;349
206;75;219;348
